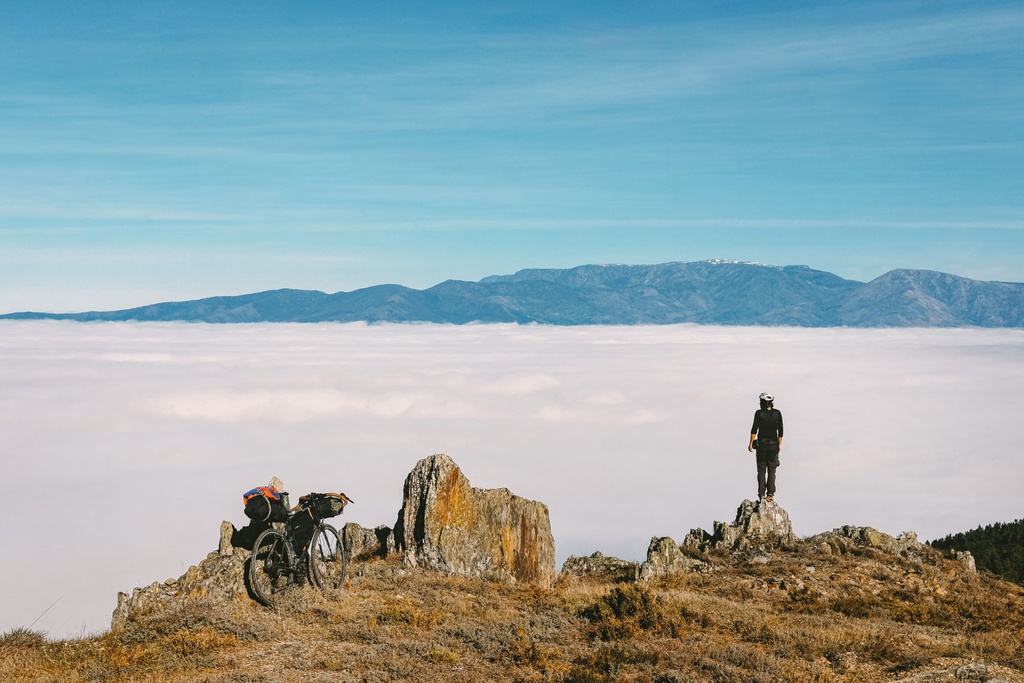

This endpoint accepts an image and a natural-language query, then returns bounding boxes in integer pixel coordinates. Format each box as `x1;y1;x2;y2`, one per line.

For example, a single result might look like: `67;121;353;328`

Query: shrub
0;628;47;649
581;584;680;641
499;624;565;673
563;643;663;682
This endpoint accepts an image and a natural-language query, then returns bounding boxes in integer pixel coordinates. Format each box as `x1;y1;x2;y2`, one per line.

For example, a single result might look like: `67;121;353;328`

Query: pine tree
931;518;1024;584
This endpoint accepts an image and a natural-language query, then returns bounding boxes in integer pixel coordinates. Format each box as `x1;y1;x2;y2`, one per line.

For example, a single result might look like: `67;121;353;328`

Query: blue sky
2;1;1023;312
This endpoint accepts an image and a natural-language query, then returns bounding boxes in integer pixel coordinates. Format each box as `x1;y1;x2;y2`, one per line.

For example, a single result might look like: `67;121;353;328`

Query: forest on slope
931;518;1024;584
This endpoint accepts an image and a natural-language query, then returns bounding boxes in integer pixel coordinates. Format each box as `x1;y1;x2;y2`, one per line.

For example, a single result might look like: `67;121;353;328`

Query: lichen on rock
810;525;924;556
712;499;797;553
561;552;638;582
393;453;556;586
638;537;711;581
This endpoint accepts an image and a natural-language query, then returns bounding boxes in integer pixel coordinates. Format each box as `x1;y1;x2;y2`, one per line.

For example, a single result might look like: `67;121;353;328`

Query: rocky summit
21;473;1023;683
635;498;795;581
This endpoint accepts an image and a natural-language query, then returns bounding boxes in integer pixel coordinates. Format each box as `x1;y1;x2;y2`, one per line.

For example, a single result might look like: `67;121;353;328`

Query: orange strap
242;486;281;505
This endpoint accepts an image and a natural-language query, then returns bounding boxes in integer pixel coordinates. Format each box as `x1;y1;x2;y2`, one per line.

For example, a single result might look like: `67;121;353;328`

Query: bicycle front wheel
308;523;347;591
248;528;293;607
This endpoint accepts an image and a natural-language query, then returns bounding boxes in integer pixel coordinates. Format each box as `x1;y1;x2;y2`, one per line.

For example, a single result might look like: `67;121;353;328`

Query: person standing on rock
747;392;783;502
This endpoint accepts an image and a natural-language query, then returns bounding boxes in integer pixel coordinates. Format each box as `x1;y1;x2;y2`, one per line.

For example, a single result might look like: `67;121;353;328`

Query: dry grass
3;545;1024;682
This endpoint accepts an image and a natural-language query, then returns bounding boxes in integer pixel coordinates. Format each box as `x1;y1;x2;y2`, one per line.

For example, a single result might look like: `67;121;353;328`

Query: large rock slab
393;454;556;587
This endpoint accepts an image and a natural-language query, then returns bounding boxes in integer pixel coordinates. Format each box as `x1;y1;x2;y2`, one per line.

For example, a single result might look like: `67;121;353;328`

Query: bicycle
247;492;352;607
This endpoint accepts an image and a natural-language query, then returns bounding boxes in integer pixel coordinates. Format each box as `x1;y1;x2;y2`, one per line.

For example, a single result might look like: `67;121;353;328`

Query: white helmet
759;392;774;402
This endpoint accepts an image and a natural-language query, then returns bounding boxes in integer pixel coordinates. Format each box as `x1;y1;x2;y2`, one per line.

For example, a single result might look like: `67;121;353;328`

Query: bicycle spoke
309;524;347;591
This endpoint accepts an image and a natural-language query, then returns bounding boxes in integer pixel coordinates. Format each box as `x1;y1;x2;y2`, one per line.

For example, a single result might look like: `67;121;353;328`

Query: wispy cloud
147;388;486;423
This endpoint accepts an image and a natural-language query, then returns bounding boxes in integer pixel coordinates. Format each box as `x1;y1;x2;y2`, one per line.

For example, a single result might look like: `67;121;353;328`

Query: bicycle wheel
308;523;347;591
248;528;293;607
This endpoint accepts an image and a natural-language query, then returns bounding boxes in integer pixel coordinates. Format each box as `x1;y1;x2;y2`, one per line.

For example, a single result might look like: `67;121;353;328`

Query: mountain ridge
3;260;1023;327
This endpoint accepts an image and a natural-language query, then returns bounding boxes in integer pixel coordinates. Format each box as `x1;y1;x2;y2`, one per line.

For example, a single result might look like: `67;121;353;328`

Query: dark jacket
751;408;783;452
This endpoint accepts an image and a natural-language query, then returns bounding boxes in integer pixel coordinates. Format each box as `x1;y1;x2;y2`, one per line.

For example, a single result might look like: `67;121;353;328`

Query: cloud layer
3;321;1022;637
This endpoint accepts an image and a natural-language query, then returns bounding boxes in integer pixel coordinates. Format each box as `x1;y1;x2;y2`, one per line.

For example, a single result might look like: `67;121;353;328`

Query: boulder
393;454;556;587
560;552;638;582
638;537;711;581
342;522;395;561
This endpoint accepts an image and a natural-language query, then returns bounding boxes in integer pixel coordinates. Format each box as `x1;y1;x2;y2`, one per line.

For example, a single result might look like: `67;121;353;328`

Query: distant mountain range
4;260;1024;327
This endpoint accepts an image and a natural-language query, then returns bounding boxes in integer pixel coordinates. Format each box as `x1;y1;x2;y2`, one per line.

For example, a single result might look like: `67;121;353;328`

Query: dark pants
756;451;779;498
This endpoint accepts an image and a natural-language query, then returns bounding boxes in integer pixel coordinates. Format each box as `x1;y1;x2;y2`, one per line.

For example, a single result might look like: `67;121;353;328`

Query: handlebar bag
303;492;347;519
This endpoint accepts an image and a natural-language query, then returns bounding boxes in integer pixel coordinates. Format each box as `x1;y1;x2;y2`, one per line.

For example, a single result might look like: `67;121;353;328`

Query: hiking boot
766;495;775;502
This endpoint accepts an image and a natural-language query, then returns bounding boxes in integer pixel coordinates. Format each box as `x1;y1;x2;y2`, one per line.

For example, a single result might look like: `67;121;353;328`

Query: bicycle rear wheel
248;528;293;607
308;523;347;591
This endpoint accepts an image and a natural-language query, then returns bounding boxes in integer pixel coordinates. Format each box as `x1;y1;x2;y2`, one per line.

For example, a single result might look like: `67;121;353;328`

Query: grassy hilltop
3;537;1023;683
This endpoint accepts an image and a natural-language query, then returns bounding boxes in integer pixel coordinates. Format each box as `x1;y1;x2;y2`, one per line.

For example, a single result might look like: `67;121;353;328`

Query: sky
4;321;1023;639
2;1;1024;313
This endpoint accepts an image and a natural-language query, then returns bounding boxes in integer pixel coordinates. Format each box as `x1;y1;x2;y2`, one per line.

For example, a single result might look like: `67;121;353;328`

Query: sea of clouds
3;320;1022;638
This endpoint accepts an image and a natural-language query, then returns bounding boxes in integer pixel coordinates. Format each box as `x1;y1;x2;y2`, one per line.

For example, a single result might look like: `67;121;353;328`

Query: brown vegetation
3;542;1024;682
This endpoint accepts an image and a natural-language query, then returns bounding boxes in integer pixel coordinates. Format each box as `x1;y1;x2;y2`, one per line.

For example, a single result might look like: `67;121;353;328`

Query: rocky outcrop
680;499;796;555
638;537;711;582
638;499;795;580
807;525;977;573
112;549;249;632
342;522;395;561
952;549;978;573
712;499;797;552
393;454;556;587
112;453;556;629
810;526;924;556
560;552;638;582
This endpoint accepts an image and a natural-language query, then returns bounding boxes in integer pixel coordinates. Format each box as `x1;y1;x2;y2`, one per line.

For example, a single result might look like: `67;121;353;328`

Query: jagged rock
638;537;711;581
952;549;978;574
681;528;714;552
711;499;796;553
393;454;556;586
651;500;796;573
343;522;395;560
560;552;638;582
218;520;234;556
112;550;248;631
810;525;923;556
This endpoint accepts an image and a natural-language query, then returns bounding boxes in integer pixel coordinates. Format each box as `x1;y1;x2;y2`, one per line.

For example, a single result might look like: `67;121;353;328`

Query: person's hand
747;444;753;452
